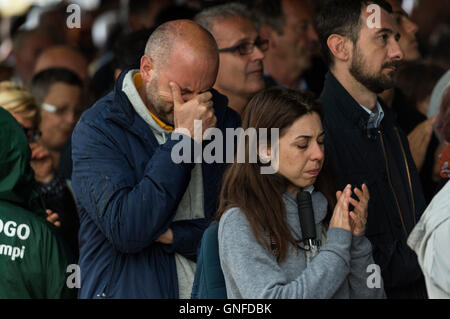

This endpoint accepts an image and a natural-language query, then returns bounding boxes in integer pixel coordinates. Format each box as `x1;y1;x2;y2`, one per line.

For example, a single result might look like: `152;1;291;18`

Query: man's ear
327;34;351;63
140;55;154;82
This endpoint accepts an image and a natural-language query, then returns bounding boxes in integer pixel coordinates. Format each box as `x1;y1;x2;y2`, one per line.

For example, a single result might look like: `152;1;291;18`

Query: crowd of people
0;0;449;299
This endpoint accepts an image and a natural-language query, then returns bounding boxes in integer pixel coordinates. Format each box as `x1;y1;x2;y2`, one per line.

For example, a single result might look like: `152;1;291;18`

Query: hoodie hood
0;108;45;216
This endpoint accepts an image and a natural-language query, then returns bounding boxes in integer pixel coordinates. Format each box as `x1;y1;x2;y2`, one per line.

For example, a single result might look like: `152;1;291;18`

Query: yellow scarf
133;73;174;132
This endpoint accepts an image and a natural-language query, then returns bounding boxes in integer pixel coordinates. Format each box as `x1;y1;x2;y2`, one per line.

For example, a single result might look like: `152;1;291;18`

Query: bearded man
316;0;427;299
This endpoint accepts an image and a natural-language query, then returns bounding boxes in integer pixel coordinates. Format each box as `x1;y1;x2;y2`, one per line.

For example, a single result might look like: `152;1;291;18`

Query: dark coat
71;69;241;298
319;72;427;298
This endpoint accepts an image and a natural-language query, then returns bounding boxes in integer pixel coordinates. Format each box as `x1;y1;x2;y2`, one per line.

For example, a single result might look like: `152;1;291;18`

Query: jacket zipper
98;256;118;299
378;130;408;237
394;127;417;225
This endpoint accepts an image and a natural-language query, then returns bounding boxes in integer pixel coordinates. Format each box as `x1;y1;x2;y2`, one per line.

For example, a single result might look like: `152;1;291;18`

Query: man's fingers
32;150;45;160
46;210;60;227
169;81;184;107
196;91;213;104
31;145;50;160
203;99;214;109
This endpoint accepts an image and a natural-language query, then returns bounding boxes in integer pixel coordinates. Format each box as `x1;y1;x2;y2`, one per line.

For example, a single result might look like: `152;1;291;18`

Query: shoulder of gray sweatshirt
408;180;450;298
218;191;386;299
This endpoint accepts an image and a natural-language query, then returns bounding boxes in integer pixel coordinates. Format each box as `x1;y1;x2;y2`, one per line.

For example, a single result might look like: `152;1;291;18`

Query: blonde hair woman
0;81;41;142
0;81;61;228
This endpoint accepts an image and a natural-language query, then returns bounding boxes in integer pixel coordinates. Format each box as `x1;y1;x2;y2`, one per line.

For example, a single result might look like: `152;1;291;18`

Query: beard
145;77;174;126
349;45;401;94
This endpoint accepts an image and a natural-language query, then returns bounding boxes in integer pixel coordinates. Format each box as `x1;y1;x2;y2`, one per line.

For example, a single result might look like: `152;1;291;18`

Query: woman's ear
327;34;351;63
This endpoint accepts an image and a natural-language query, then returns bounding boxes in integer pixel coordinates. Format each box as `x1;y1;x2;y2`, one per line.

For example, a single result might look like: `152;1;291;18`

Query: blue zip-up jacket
71;69;241;298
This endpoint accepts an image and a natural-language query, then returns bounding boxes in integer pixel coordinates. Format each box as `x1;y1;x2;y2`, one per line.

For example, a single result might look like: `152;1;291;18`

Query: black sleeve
38;173;80;260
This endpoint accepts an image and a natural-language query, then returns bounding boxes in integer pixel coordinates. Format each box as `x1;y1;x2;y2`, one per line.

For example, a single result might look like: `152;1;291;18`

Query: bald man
33;45;89;84
12;28;55;87
71;20;240;299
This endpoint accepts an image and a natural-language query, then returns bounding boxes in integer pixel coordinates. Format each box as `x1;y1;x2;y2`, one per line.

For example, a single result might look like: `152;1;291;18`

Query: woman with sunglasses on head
0;81;79;259
0;82;49;181
217;87;385;299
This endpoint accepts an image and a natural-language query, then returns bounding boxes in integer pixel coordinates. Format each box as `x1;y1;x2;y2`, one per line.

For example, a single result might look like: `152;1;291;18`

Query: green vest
0;108;75;298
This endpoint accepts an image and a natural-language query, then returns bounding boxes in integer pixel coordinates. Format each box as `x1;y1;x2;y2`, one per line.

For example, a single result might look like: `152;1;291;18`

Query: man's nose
389;39;404;61
251;45;265;61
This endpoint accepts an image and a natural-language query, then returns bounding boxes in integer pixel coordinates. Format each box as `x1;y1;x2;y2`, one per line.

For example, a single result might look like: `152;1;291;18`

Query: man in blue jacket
316;0;427;298
71;20;241;298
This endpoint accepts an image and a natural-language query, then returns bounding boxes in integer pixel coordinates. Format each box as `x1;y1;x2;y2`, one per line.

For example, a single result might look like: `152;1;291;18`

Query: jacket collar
322;71;399;130
321;71;370;128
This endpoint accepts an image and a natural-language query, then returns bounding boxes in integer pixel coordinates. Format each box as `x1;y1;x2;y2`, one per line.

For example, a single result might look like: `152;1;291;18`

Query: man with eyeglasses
252;0;319;92
30;68;84;259
31;68;84;172
195;3;267;115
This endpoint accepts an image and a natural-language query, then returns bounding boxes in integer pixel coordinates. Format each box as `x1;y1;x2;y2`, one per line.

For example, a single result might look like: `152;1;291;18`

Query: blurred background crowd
0;0;449;298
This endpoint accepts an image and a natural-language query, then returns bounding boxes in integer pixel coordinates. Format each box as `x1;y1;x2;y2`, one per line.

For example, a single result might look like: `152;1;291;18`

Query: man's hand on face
170;81;217;142
29;142;54;183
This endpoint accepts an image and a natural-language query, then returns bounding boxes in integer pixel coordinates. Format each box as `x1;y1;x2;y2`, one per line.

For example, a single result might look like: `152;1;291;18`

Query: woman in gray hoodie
217;87;386;299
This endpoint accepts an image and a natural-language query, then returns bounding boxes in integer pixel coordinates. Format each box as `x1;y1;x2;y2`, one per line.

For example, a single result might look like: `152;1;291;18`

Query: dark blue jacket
319;72;427;298
71;69;240;299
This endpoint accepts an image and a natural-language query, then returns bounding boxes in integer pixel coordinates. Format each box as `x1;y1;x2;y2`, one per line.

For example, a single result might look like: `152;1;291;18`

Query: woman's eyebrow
295;135;311;140
295;131;325;140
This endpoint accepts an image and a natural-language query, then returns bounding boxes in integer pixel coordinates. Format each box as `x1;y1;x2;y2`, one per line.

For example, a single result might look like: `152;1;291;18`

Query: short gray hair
144;20;218;70
194;2;256;34
144;23;177;70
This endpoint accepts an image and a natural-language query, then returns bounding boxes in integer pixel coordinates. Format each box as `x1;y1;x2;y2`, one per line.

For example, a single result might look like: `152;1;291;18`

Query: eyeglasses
218;37;269;55
42;103;83;118
22;126;41;143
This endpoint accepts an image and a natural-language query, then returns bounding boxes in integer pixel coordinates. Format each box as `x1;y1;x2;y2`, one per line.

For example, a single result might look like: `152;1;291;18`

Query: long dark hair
217;87;334;262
